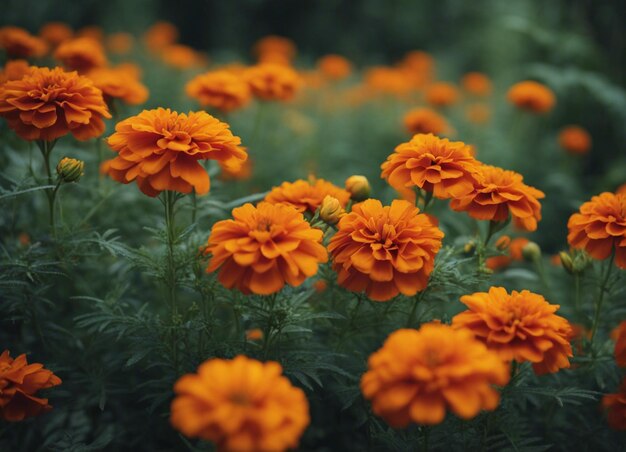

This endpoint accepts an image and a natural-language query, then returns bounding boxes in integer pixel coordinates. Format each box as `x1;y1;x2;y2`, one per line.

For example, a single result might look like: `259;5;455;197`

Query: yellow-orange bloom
461;72;492;96
39;22;73;48
507;81;555;113
54;37;107;72
106;32;134;55
171;355;309;451
617;183;626;196
0;60;34;84
245;63;301;101
161;44;206;69
567;192;626;268
399;51;434;89
0;66;110;141
253;35;296;62
602;378;626;430
452;287;573;375
204;202;328;295
0;26;47;59
613;321;626;367
317;54;352;80
186;70;252;112
219;158;252;181
105;108;246;197
425;82;459;107
87;66;149;105
381;133;480;201
0;350;62;421
558;125;591;155
328;199;443;302
361;324;509;427
403;108;449;136
450;165;545;231
143;21;179;52
264;178;350;214
364;66;413;98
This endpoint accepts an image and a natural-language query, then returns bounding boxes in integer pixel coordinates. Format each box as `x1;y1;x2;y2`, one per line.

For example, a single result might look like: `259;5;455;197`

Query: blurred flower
0;60;34;84
0;26;47;59
161;44;206;70
461;72;492;96
18;232;30;247
507;81;555;113
56;157;84;183
602;378;626;430
76;26;104;42
403;107;450;135
245;329;263;341
465;103;491;124
399;50;434;89
245;63;301;101
452;287;573;375
509;237;530;260
253;35;296;63
143;21;179;52
317;54;352;80
170;355;309;451
345;175;370;201
265;178;350;214
313;279;327;292
0;350;62;422
361;324;509;427
558;125;591;155
450;165;545;231
328;199;443;302
612;321;626;367
54;37;107;72
186;70;251;113
425;82;459;107
521;241;541;262
87;66;149;106
485;255;511;271
567;192;626;269
106;32;134;55
486;236;528;270
204;202;327;295
381;133;479;202
105;108;246;196
219;158;252;181
0;66;110;141
364;66;413;98
39;22;73;48
495;235;511;250
319;195;346;225
617;183;626;196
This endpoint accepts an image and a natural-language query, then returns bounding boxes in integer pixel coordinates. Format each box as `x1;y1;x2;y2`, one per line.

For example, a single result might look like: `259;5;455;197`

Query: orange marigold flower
0;350;62;421
485;255;511;271
318;54;352;80
425;82;460;107
105;108;246;197
381;133;480;201
558;125;591;155
253;35;296;62
161;44;206;70
219;158;252;181
87;66;149;105
144;21;179;52
328;199;443;302
186;70;252;112
461;72;492;96
452;287;573;375
0;60;34;84
313;279;327;292
507;80;555;113
76;26;104;42
612;321;626;367
450;165;545;231
361;324;509;427
399;51;434;88
509;237;530;261
617;183;626;196
465;103;491;124
54;37;107;72
204;202;328;295
365;66;413;98
567;192;626;268
106;32;134;55
0;26;48;59
39;22;72;48
403;108;450;136
264;178;350;214
245;63;301;101
171;355;309;451
0;66;111;141
602;378;626;430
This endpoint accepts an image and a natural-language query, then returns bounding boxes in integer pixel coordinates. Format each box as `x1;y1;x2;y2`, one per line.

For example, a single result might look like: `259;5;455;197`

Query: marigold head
245;63;301;101
0;350;62;421
328;199;443;302
264;178;350;214
558;125;591;155
0;66;111;141
403;108;449;136
161;44;206;70
507;81;555;113
461;72;492;96
87;66;149;106
143;21;179;52
365;66;413;98
613;321;626;367
452;287;573;375
39;22;73;48
425;82;460;107
381;133;480;201
0;26;48;59
399;51;434;88
186;70;252;112
204;202;328;295
361;324;509;427
602;378;626;430
54;37;107;72
106;32;134;55
171;355;309;451
105;108;246;197
567;192;626;268
318;54;352;80
56;157;84;183
253;35;296;62
0;60;35;84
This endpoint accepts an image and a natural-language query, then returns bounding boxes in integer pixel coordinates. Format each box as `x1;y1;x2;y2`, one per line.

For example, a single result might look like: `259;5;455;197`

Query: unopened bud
522;241;541;262
495;235;511;251
463;240;476;254
559;251;574;275
319;195;345;225
345;175;370;201
56;157;84;183
572;250;591;273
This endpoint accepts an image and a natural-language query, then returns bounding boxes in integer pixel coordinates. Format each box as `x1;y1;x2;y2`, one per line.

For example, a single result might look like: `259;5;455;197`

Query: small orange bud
345;175;370;201
319;195;346;225
245;329;264;341
495;235;511;251
56;157;84;183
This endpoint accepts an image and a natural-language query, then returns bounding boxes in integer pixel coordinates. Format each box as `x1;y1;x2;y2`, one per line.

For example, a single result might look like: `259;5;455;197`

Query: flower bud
319;195;345;225
572;250;591;273
495;235;511;251
463;240;476;254
559;251;574;275
345;175;370;201
522;241;541;262
56;157;84;183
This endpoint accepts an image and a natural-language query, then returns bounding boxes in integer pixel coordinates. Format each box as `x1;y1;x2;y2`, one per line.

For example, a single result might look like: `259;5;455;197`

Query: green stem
574;273;581;315
163;191;180;370
262;294;277;359
421;426;430;452
590;251;615;343
37;140;58;232
477;220;502;271
406;289;427;328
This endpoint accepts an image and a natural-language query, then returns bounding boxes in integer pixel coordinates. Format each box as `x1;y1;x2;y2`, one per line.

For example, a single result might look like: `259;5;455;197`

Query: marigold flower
365;66;413;98
558;125;591;155
507;81;555;113
461;72;492;96
144;21;179;52
567;192;626;268
618;183;626;196
161;44;206;69
105;108;246;197
264;178;350;214
253;35;296;62
171;355;309;451
86;66;148;106
319;195;346;225
0;26;47;59
399;51;434;88
612;321;626;367
0;60;34;84
486;237;528;271
0;350;62;421
403;108;449;135
465;103;491;124
318;54;352;80
450;165;545;231
485;255;511;271
361;324;509;427
313;279;327;292
39;22;73;48
219;158;252;181
106;32;134;55
602;378;626;430
345;175;371;201
452;287;573;375
328;199;443;302
381;133;480;201
0;66;111;141
76;26;104;42
245;63;301;101
245;329;264;341
425;82;460;107
186;70;252;112
54;37;107;72
205;202;327;294
509;237;530;260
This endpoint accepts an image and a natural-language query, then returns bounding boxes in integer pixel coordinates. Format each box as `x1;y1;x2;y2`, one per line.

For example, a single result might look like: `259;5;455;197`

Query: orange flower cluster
602;379;626;430
567;192;626;268
402;108;449;136
450;164;545;231
171;355;309;451
264;178;350;214
558;125;591;155
186;70;251;112
0;26;47;59
318;54;352;80
0;350;62;421
245;63;301;101
204;202;328;295
0;66;110;141
365;67;413;98
452;287;573;375
54;37;107;72
87;66;149;105
461;72;492;96
105;108;246;196
361;324;509;427
425;82;459;107
507;80;555;113
613;321;626;367
39;22;73;48
328;199;444;301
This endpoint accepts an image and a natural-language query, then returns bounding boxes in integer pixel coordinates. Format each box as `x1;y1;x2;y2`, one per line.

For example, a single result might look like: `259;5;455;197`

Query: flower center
229;392;251;406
